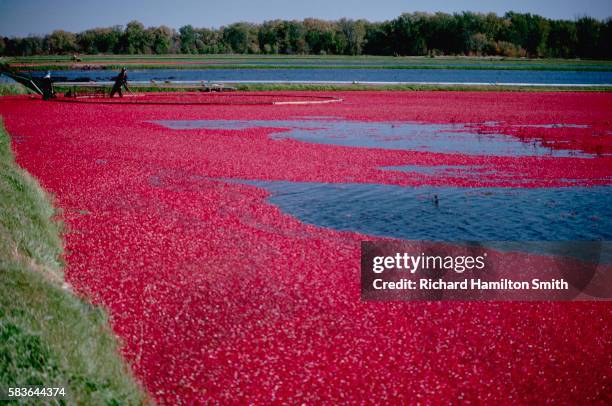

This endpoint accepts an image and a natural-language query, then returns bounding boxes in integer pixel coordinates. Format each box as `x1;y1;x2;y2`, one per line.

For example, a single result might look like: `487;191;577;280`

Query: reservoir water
14;68;612;85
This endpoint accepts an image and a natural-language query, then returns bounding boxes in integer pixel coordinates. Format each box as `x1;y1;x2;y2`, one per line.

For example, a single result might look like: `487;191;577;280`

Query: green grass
2;81;610;96
0;119;149;405
14;63;612;72
231;83;612;92
0;83;31;96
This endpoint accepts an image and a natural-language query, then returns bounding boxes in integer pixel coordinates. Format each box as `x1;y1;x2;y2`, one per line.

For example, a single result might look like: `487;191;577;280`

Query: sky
1;0;611;37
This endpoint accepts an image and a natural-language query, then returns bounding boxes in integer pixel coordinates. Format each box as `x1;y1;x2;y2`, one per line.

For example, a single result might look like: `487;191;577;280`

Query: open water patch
8;67;612;85
153;119;595;157
234;179;612;261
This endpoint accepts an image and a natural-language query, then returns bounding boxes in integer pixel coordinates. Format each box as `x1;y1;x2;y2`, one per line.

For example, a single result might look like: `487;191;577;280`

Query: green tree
1;12;610;58
303;19;336;55
390;13;427;56
363;22;393;55
286;21;307;54
338;19;366;55
258;21;279;53
222;23;257;53
575;17;601;58
196;28;225;53
505;12;549;56
149;26;173;54
599;19;612;59
77;30;99;54
122;21;151;54
47;30;77;54
179;25;197;54
423;12;461;54
93;26;123;53
547;20;578;58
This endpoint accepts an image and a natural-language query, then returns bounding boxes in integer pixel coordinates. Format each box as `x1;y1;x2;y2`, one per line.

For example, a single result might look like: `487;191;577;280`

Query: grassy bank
0;120;148;404
12;63;612;72
2;82;611;96
0;84;31;96
231;83;612;92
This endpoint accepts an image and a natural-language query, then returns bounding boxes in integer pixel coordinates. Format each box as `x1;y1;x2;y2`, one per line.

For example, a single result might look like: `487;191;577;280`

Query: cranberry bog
1;91;611;403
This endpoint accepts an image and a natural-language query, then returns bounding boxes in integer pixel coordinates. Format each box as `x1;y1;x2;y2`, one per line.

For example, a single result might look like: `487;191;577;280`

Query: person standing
110;67;129;98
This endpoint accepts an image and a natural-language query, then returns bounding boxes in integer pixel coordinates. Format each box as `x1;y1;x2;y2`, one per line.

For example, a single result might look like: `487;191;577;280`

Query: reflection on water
154;119;595;157
237;180;611;248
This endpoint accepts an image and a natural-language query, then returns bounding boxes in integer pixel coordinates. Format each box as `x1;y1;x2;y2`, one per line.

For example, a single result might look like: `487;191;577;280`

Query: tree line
1;12;611;59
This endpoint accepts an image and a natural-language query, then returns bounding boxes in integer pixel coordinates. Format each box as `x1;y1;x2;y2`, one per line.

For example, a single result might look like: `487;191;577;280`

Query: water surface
12;68;612;85
154;119;596;157
237;180;612;261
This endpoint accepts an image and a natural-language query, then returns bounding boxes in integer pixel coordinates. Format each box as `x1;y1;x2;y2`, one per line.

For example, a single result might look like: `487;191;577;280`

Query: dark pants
110;84;123;98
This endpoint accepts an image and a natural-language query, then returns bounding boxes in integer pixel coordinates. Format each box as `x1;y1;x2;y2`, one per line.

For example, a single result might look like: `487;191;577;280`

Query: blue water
153;119;596;158
11;68;612;85
382;164;498;176
236;180;612;260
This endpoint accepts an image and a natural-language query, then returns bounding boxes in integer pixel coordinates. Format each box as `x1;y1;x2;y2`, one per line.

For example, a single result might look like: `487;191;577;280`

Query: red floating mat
53;91;343;105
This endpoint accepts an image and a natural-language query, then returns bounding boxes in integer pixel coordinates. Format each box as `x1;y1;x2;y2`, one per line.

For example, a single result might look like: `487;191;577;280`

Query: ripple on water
236;180;612;261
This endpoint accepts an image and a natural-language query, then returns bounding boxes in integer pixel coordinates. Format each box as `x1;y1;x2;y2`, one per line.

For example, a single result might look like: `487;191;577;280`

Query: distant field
6;54;612;71
2;82;611;96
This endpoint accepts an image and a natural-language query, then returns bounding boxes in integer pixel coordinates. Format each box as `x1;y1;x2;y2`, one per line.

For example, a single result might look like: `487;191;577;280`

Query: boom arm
0;63;53;99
